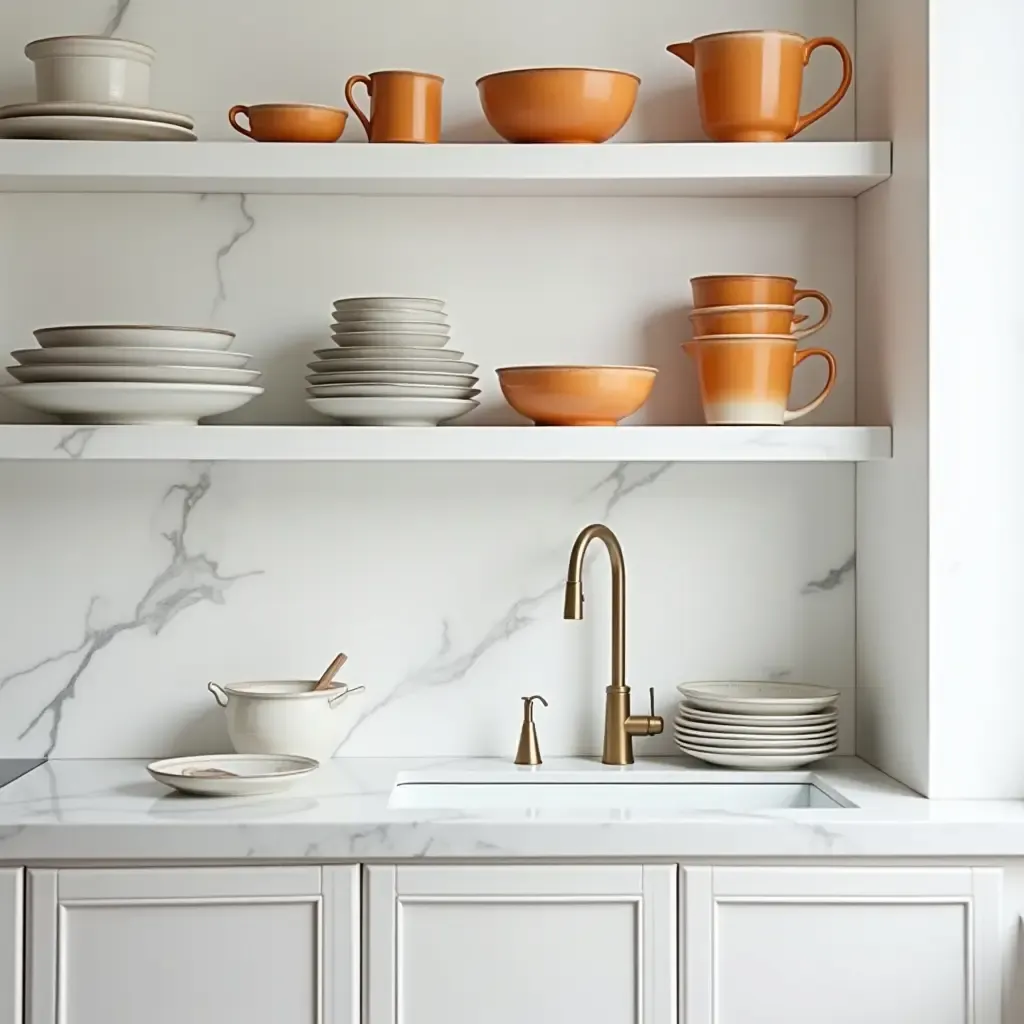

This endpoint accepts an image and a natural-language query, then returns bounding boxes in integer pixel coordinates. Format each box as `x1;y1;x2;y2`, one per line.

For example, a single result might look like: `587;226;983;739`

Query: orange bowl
496;365;657;426
476;67;639;143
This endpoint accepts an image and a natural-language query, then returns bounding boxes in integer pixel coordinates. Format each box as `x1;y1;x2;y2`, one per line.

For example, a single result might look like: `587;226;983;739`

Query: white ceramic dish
1;381;263;424
208;679;365;761
147;753;319;797
0;114;196;141
674;712;837;737
333;319;450;336
7;363;261;386
308;395;478;426
26;35;155;106
308;357;478;375
12;346;253;369
677;681;840;716
677;702;838;727
307;369;477;387
333;296;445;312
35;325;236;351
330;331;451;349
314;346;465;362
675;746;835;770
673;728;837;749
0;100;193;128
332;308;449;326
306;382;480;400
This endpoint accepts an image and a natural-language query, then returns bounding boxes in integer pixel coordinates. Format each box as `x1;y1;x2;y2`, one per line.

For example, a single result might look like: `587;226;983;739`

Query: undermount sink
388;768;856;813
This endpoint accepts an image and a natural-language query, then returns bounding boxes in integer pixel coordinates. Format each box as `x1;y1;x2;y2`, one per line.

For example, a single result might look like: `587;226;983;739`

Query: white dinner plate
1;381;263;424
674;713;838;737
333;296;445;312
35;324;236;351
675;746;836;770
673;728;837;750
147;754;319;797
306;382;479;400
677;681;840;716
308;358;478;375
0;100;194;129
331;330;451;348
332;308;449;326
677;703;838;727
308;395;478;426
306;370;477;387
314;346;465;362
7;363;261;386
12;346;254;369
0;114;196;141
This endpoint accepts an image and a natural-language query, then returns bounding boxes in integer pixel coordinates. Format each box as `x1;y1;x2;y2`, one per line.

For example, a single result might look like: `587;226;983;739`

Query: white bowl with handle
207;679;365;761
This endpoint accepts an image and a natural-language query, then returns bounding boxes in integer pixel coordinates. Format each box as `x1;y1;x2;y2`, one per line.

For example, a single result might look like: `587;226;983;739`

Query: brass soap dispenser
514;695;548;766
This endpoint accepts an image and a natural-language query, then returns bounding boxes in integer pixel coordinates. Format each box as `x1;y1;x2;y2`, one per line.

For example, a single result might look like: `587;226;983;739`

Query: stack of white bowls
673;681;840;769
307;296;480;426
2;325;262;424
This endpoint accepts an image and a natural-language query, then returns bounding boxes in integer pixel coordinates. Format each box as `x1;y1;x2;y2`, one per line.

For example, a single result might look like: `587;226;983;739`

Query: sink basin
389;768;855;813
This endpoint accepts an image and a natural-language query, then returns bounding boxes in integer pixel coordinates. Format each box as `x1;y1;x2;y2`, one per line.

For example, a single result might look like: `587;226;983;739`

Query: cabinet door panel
0;869;22;1024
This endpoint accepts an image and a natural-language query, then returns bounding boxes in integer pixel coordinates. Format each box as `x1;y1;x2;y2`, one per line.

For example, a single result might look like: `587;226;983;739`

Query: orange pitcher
667;30;852;142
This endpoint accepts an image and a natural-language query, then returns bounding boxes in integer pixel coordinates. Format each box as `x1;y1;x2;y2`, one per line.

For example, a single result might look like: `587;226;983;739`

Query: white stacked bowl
673;682;840;769
2;325;262;424
308;297;480;426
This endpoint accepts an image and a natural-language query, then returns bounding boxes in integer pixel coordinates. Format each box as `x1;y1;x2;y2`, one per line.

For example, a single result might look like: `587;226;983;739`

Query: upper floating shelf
0;140;891;197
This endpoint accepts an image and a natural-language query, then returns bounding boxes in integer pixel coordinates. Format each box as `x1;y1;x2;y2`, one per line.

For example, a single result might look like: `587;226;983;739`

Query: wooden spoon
313;651;348;692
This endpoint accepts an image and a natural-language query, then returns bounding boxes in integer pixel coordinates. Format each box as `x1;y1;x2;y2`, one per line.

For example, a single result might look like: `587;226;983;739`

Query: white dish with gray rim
309;357;478;375
332;308;449;325
307;369;477;387
0;100;194;129
306;382;480;400
8;363;261;386
677;702;838;727
333;296;445;312
0;115;196;141
13;345;254;368
673;727;837;749
677;681;840;716
35;324;236;351
333;319;450;335
308;395;478;426
331;332;451;349
314;346;464;362
147;754;319;797
674;711;837;736
675;746;836;770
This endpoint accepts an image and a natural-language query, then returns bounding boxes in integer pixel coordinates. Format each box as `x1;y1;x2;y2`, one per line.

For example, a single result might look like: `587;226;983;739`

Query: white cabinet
26;865;359;1024
366;863;676;1024
682;867;1002;1024
0;868;22;1024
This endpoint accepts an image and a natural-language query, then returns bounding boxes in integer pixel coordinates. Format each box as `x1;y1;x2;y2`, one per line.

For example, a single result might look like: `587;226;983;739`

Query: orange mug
344;70;443;143
689;303;827;341
667;31;853;142
683;335;836;425
690;276;831;333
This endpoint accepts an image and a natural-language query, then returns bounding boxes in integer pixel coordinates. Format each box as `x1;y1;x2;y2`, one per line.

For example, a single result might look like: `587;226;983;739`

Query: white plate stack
673;681;840;769
3;325;263;424
307;297;480;426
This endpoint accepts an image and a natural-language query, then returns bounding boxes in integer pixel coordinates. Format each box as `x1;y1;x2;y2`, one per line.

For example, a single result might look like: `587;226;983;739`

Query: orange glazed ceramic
345;70;443;143
476;67;639;143
682;336;836;425
496;365;657;426
690;275;831;332
667;31;852;142
689;303;826;341
228;103;348;142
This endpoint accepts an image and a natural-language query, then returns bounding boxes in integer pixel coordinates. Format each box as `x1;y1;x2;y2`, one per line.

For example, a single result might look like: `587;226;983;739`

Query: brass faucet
563;523;664;765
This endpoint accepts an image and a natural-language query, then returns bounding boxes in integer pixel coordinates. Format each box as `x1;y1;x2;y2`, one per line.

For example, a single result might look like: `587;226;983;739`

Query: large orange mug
667;30;853;142
344;70;443;143
683;335;836;425
690;275;831;333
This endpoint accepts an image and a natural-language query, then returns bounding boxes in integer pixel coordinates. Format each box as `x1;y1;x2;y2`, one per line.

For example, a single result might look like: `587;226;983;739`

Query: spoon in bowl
313;651;349;692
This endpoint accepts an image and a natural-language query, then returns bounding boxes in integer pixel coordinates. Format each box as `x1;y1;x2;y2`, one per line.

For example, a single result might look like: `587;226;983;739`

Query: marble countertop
1;756;1024;862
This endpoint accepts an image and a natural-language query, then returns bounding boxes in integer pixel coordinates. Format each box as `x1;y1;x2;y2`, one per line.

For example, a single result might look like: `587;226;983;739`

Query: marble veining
802;553;856;593
102;0;132;38
201;193;256;319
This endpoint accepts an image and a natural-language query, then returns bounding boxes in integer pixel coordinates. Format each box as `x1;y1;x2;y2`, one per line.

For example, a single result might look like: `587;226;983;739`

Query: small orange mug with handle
683;335;837;425
344;70;443;143
667;30;853;142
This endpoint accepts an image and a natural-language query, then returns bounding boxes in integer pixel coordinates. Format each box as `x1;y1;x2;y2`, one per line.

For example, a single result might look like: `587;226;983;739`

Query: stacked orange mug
684;275;837;425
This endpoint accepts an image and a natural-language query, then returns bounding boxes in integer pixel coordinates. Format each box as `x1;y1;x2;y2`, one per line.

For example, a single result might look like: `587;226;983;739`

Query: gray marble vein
55;428;98;459
102;0;132;36
802;553;856;594
588;461;674;517
201;194;256;317
0;469;262;755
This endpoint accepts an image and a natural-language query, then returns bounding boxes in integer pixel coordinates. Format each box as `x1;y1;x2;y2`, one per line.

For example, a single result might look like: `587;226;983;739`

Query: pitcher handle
790;289;833;340
793;37;853;137
208;681;229;708
784;348;837;422
344;75;373;138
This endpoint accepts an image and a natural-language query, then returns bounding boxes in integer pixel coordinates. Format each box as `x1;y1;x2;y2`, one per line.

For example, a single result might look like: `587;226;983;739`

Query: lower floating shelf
0;424;892;462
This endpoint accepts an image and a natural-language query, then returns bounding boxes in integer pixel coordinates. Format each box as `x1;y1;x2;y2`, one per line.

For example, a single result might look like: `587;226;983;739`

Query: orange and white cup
683;334;836;425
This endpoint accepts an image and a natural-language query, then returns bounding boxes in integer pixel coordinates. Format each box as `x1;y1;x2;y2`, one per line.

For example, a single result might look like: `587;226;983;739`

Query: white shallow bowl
307;370;478;387
673;728;837;750
332;308;449;326
307;382;480;400
147;754;319;797
7;363;261;386
333;296;445;312
677;681;840;716
333;318;450;334
331;332;451;350
0;115;196;141
674;712;837;737
308;357;478;375
314;346;465;362
676;746;836;770
12;346;254;369
308;395;478;426
1;381;263;424
35;325;236;351
678;703;838;727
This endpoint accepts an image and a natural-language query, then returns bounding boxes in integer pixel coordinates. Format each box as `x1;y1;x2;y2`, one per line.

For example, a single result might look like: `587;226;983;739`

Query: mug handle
791;289;832;340
208;681;229;707
344;75;373;138
227;105;252;139
784;347;837;422
793;37;853;137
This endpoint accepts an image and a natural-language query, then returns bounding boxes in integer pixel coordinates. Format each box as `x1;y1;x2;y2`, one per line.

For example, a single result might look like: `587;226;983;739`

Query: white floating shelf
0;425;891;462
0;140;891;197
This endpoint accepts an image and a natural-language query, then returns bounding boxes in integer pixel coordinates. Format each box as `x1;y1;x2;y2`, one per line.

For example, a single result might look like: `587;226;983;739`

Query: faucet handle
647;687;656;717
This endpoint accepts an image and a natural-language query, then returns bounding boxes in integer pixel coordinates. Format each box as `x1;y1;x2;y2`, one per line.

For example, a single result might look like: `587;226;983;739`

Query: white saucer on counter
0;114;196;140
0;100;194;129
147;754;319;797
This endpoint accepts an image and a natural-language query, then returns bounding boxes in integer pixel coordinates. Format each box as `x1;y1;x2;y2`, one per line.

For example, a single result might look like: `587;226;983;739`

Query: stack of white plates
673;681;840;769
0;100;197;140
307;297;480;426
2;325;263;424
